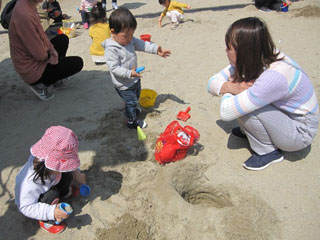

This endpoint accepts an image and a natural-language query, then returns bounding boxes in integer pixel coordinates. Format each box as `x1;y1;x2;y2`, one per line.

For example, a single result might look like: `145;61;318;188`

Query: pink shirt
9;0;52;84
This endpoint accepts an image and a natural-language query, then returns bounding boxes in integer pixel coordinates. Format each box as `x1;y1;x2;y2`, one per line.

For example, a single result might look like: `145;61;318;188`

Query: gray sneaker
29;83;55;101
53;79;64;88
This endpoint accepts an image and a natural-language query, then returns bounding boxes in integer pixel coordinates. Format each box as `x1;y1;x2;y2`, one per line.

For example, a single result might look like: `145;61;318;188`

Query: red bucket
140;34;151;42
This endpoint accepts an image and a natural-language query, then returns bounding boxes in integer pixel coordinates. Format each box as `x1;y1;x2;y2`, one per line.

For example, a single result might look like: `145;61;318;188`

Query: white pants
166;10;184;23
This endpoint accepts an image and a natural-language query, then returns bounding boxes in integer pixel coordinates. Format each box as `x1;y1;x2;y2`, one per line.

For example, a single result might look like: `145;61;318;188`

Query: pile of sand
293;5;320;17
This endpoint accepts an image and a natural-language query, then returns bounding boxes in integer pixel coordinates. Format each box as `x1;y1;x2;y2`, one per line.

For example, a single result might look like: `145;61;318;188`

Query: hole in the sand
171;164;233;208
178;187;233;208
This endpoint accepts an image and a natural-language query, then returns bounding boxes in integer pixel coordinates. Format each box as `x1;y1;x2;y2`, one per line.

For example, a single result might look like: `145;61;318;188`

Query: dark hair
159;0;168;4
32;160;51;185
225;17;283;83
90;2;107;25
108;7;137;34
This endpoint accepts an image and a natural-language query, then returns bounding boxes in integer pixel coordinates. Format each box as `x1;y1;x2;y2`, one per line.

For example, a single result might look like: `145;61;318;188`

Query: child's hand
157;46;171;58
158;17;162;27
131;66;142;78
187;5;191;9
73;169;86;185
54;204;68;223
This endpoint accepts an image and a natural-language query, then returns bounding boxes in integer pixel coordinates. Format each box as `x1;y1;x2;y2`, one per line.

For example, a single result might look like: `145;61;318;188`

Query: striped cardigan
208;53;319;121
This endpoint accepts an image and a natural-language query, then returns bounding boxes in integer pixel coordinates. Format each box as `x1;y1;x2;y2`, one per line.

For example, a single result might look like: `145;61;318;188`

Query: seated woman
208;17;319;171
9;0;83;101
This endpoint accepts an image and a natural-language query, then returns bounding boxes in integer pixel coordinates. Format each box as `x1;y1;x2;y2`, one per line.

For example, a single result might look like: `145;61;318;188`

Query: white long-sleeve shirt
15;155;59;221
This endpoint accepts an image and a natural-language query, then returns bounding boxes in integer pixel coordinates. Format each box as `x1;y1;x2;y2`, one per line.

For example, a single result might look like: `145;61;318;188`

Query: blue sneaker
243;150;284;171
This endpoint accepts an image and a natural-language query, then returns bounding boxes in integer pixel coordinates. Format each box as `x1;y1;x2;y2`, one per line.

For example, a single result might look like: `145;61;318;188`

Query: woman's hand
220;80;254;95
157;46;171;58
48;45;58;65
54;204;68;223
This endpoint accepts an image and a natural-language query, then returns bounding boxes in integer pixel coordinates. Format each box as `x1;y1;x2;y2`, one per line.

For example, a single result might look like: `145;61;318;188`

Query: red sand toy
140;34;151;42
177;107;191;121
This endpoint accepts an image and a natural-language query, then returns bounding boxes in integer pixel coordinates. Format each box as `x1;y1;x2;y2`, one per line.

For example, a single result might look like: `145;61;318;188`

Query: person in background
101;0;119;10
79;0;97;29
207;17;319;171
42;0;70;23
158;0;191;30
89;2;111;64
255;0;292;12
9;0;83;101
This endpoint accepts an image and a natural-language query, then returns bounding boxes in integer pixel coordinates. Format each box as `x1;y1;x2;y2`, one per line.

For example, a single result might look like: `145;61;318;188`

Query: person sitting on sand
158;0;191;30
207;17;319;171
89;2;111;64
255;0;292;12
9;0;83;101
42;0;71;23
15;126;86;234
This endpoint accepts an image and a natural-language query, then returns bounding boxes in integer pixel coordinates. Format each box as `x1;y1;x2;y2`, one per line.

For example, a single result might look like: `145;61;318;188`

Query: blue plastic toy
80;184;91;197
135;66;145;73
55;202;73;224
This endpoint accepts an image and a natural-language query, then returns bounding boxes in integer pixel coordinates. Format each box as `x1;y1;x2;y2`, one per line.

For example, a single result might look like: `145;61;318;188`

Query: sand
0;0;320;239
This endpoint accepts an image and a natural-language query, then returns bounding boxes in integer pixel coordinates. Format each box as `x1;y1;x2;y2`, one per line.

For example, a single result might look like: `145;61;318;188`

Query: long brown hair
225;17;283;83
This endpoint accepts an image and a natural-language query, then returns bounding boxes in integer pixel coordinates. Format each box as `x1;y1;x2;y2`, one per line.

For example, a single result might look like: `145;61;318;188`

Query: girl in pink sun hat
15;126;86;234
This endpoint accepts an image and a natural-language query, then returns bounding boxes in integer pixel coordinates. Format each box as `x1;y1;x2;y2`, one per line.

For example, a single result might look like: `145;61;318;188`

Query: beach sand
0;0;320;239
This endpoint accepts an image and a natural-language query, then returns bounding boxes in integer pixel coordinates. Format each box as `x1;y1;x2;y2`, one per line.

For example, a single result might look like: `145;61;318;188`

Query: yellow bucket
139;89;158;108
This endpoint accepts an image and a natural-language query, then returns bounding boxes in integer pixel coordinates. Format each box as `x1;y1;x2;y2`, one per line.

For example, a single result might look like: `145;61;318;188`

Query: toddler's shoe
29;83;54;101
84;23;89;29
39;221;66;234
170;22;179;30
127;119;147;129
243;149;284;171
136;107;142;117
71;185;80;197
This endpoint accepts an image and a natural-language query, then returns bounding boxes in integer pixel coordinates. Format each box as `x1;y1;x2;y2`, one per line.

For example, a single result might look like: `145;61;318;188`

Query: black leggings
255;0;278;9
38;172;73;204
36;34;83;87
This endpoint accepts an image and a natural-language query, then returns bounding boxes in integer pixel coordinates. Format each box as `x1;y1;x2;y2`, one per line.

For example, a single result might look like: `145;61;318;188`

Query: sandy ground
0;0;320;239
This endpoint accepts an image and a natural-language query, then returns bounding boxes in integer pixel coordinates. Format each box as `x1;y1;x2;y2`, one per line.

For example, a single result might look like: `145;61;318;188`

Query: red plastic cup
140;34;151;42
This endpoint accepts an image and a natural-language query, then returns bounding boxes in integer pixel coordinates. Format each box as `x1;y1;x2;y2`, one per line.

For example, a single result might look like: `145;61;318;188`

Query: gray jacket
102;37;158;90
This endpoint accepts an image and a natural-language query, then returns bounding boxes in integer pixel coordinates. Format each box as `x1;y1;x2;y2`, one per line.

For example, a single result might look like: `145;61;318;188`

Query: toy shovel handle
185;107;191;113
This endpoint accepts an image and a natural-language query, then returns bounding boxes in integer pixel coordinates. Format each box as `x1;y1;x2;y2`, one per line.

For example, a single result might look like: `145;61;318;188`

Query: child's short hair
159;0;171;5
90;2;106;24
108;7;137;34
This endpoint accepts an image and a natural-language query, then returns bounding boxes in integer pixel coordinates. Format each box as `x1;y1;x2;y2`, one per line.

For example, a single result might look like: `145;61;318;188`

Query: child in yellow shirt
89;2;111;64
158;0;191;30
